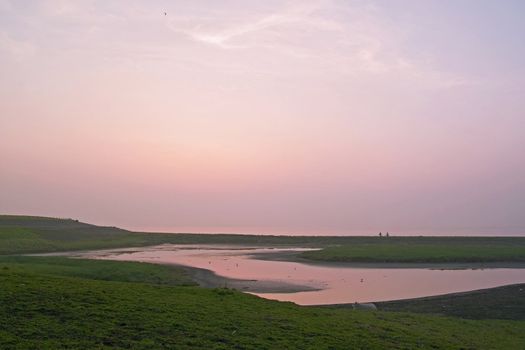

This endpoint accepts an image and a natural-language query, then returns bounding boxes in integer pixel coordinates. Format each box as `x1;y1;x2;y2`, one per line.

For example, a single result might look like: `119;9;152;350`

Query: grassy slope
0;215;352;254
375;284;525;321
0;215;176;254
0;256;196;286
1;268;524;350
299;241;525;263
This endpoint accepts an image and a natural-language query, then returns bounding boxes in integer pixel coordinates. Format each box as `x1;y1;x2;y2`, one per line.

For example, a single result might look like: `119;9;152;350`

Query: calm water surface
79;244;525;305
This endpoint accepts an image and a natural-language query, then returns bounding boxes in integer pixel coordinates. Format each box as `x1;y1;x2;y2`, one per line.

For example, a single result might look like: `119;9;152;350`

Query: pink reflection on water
82;245;525;305
256;268;525;305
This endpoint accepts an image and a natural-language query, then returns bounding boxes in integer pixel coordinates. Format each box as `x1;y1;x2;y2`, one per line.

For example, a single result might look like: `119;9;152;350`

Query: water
76;244;525;305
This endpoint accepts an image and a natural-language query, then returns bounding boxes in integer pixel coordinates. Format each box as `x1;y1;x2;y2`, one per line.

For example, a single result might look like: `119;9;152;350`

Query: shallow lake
75;244;525;305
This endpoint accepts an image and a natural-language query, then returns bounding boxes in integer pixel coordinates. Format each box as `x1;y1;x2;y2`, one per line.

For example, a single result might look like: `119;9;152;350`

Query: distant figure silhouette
379;232;382;237
164;12;167;16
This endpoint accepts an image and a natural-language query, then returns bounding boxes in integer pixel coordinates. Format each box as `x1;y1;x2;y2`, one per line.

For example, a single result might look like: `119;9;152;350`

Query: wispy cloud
0;0;469;88
166;1;341;49
162;0;468;88
187;13;293;49
0;31;36;58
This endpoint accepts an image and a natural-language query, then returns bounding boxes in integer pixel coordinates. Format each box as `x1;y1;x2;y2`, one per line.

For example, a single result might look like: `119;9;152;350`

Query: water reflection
77;244;525;305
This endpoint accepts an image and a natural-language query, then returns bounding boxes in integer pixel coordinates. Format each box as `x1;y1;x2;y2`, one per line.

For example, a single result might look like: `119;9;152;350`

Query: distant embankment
0;215;386;255
299;240;525;263
3;215;525;261
0;215;396;254
0;215;155;255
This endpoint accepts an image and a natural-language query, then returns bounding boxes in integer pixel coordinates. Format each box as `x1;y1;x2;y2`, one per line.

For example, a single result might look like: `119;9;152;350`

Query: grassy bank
1;265;524;349
299;242;525;263
0;215;360;254
0;256;196;286
0;216;158;254
375;284;525;321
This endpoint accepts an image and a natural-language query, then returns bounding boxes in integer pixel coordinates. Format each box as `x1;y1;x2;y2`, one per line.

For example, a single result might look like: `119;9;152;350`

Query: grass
3;215;525;265
299;242;525;263
2;216;525;348
0;256;196;286
0;216;163;254
1;266;525;349
375;283;525;321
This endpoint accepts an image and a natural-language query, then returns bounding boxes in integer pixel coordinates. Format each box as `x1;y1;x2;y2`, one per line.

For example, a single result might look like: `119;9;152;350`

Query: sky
1;0;525;235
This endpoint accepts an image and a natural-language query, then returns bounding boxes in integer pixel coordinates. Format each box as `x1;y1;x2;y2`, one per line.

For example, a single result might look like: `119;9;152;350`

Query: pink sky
1;1;524;235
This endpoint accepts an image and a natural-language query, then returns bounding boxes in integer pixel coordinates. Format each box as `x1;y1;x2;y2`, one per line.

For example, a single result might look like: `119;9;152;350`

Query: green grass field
3;216;525;265
0;256;196;286
1;260;524;349
375;283;525;321
2;215;525;349
0;215;167;254
299;241;525;263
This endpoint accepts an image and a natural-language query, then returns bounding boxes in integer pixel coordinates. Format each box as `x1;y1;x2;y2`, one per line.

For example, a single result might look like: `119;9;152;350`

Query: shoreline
27;245;525;298
248;250;525;269
167;263;323;293
312;282;525;314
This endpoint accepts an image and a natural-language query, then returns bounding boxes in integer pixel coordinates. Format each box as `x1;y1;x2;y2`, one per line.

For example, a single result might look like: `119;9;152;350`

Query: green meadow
0;255;196;286
0;216;162;254
2;215;525;349
375;283;525;321
299;242;525;263
3;215;525;265
1;257;524;349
